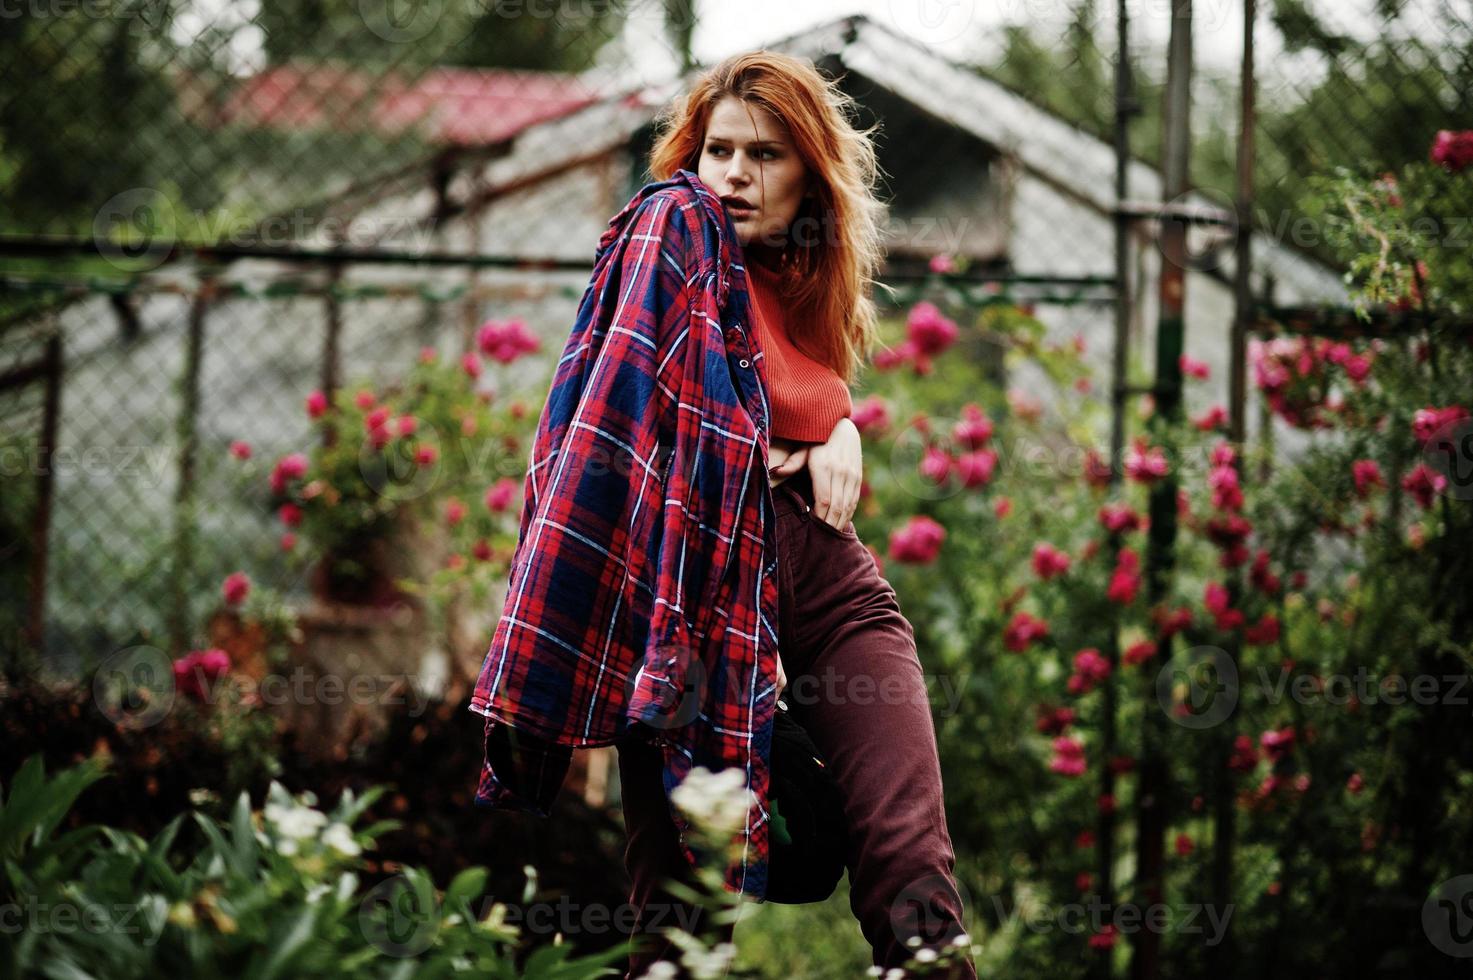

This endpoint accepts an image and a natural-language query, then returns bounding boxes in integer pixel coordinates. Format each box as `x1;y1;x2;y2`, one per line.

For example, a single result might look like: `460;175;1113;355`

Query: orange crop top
745;258;853;443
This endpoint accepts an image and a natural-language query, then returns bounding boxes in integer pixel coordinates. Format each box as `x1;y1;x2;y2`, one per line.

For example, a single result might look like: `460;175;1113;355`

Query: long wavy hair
646;51;889;387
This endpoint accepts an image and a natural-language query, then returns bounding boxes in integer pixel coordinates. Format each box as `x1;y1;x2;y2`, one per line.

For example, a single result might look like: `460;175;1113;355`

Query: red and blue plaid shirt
470;169;782;900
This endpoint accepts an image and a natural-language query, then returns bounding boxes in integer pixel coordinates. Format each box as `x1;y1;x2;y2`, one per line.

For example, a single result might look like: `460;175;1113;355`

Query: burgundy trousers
619;467;976;979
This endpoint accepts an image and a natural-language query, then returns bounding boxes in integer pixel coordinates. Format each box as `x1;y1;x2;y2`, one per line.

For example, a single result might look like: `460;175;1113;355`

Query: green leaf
443;866;487;918
229;791;258;875
0;755;108;861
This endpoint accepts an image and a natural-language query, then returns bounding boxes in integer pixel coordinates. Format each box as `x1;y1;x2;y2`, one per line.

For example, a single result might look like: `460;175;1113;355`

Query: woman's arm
806;417;862;529
766;418;863;529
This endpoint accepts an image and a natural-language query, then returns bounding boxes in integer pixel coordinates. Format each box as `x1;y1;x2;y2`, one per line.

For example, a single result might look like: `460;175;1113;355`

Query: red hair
647;51;889;387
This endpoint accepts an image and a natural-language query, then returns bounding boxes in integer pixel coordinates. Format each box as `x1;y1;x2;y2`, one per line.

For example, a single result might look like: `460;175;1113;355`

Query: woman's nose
725;152;751;185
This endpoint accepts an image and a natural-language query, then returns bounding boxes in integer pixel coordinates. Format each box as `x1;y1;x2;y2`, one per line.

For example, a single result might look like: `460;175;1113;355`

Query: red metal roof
207;63;598;145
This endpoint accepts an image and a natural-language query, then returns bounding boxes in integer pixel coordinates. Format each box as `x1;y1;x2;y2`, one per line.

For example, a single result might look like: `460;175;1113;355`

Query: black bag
764;697;850;904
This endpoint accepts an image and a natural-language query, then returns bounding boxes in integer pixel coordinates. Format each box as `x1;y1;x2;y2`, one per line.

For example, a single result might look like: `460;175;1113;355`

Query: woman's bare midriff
768;434;814;488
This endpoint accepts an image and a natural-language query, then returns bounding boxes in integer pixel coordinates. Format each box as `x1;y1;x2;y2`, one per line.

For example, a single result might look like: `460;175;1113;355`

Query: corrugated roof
201;62;600;146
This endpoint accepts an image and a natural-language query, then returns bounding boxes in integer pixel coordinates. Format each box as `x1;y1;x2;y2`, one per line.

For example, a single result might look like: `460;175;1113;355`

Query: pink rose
1351;459;1384;497
888;515;946;564
1124;438;1168;484
476;318;541;365
1179;354;1210;380
1031;542;1071;580
1048;736;1086;777
1401;463;1448;508
919;446;953;485
1431;129;1473;172
485;477;519;513
1193;405;1227;431
1003;611;1050;652
269;453;308;495
1244;613;1281;646
1067;648;1111;695
952;403;994;448
1227;734;1259;772
905;302;959;357
221;571;250;606
956;449;997;489
1122;640;1157;666
1412;405;1469;446
850;396;891;435
1098;503;1142;535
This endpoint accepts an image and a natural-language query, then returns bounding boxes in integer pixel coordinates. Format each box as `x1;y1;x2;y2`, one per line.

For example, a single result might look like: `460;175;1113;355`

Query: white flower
914;948;938;963
188;787;219;807
680;938;737;979
670;767;754;836
322;822;360;856
635;963;679;980
305;883;330;904
950;932;971;947
265;801;328;840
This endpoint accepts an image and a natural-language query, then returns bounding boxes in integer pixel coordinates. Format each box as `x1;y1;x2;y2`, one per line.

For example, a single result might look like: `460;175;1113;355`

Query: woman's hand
806;417;863;530
775;649;787;701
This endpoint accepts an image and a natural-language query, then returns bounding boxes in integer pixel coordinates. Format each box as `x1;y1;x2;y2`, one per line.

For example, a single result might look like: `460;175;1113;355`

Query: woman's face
697;95;809;248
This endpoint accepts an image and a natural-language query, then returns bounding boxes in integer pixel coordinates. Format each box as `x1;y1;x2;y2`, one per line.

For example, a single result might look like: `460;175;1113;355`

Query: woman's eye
706;147;777;160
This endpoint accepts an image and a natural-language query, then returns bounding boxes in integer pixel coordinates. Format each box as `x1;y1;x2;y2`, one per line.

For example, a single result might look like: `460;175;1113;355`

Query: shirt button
738;359;750;369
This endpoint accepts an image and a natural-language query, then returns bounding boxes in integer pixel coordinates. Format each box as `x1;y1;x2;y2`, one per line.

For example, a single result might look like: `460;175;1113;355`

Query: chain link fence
2;0;1466;673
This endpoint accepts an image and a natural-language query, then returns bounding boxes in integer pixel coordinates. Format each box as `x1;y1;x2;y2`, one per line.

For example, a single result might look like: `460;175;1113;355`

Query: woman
471;51;974;980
